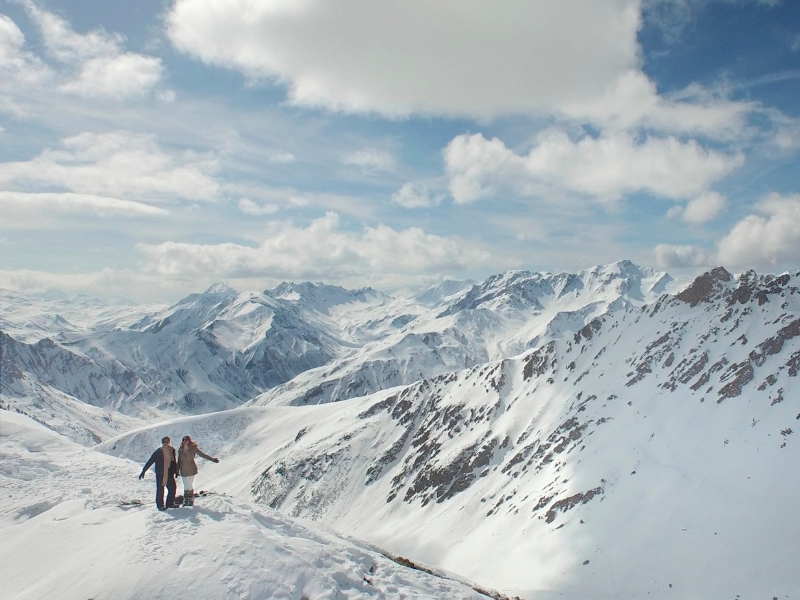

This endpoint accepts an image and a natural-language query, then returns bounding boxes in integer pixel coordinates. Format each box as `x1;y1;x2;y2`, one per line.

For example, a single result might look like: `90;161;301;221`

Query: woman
177;435;219;506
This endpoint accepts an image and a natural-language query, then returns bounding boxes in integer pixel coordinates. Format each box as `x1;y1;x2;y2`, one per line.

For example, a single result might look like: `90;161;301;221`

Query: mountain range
3;261;800;598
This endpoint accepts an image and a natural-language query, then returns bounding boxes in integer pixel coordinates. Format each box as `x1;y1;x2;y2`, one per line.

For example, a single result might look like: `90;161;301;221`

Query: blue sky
0;0;798;301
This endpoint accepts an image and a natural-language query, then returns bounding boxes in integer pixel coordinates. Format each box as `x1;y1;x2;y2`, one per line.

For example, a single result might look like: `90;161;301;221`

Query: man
139;436;178;510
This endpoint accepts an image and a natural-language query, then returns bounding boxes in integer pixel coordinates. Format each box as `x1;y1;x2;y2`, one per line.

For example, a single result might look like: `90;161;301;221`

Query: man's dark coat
141;446;178;509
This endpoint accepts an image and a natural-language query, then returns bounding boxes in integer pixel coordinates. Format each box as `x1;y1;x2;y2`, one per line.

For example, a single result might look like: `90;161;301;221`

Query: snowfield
0;411;493;600
3;262;800;599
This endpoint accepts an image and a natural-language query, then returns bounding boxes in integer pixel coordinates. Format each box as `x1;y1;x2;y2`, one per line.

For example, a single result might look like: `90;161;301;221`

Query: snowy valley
3;261;800;599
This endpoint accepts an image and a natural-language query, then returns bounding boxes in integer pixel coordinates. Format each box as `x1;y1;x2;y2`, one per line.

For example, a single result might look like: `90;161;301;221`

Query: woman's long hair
181;435;194;448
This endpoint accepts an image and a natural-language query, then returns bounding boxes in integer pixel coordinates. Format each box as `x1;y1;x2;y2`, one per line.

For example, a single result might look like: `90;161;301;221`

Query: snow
0;410;490;600
2;262;675;430
98;266;800;598
0;288;164;344
253;261;676;407
4;263;800;599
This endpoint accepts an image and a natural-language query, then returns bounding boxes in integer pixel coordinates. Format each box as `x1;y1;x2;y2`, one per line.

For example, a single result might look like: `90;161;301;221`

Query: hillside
0;410;495;600
99;266;800;598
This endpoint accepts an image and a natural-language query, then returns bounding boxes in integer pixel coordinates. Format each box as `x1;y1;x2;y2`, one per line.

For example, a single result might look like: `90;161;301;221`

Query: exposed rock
675;267;732;308
544;487;604;523
718;361;755;402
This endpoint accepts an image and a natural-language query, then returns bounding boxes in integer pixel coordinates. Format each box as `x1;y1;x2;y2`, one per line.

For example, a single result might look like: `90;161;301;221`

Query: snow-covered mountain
100;266;800;598
1;282;384;441
2;262;670;443
253;260;671;406
0;410;495;600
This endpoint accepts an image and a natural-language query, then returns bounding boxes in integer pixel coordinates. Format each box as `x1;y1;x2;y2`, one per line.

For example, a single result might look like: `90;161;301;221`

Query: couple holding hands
140;435;219;510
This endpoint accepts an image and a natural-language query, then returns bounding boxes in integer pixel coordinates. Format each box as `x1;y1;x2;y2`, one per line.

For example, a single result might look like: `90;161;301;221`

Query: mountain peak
265;281;381;314
203;282;238;296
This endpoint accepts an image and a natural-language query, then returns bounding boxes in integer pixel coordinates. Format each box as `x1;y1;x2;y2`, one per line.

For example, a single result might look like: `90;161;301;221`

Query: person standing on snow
139;436;178;510
177;435;219;506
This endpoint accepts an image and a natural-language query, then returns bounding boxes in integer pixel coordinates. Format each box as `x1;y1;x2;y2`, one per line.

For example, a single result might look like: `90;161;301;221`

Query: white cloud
0;190;169;217
0;131;219;203
561;71;752;139
0;13;51;84
60;53;162;100
681;191;726;224
768;110;800;151
22;1;119;62
138;212;491;281
391;183;444;209
166;0;640;119
717;193;800;268
0;94;26;117
21;1;162;99
343;149;395;171
654;243;711;268
238;197;279;215
444;130;743;204
667;191;727;224
165;0;753;136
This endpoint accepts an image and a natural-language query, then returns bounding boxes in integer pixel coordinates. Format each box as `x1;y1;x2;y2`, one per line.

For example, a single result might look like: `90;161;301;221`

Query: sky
0;0;799;302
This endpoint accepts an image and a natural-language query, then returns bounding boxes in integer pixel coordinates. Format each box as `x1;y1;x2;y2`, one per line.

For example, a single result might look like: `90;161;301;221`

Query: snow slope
0;410;496;600
101;267;800;598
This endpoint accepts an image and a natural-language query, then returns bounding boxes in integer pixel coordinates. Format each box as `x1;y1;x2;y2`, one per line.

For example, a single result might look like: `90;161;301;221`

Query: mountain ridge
98;264;800;597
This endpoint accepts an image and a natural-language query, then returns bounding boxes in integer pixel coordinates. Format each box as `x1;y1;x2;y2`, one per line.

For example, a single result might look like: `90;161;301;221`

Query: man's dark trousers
156;475;177;510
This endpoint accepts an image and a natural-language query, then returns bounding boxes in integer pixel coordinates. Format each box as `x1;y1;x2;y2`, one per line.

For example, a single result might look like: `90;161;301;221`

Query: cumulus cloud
0;191;169;217
444;130;742;204
138;212;491;280
391;183;444;209
60;53;163;100
343;149;395;171
654;243;711;268
717;193;800;268
166;0;638;119
165;0;753;136
682;191;726;224
21;1;162;99
667;191;726;224
238;197;279;215
0;131;219;203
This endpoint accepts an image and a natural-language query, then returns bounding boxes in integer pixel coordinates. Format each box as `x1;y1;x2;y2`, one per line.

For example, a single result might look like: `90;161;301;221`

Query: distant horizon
4;258;793;305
